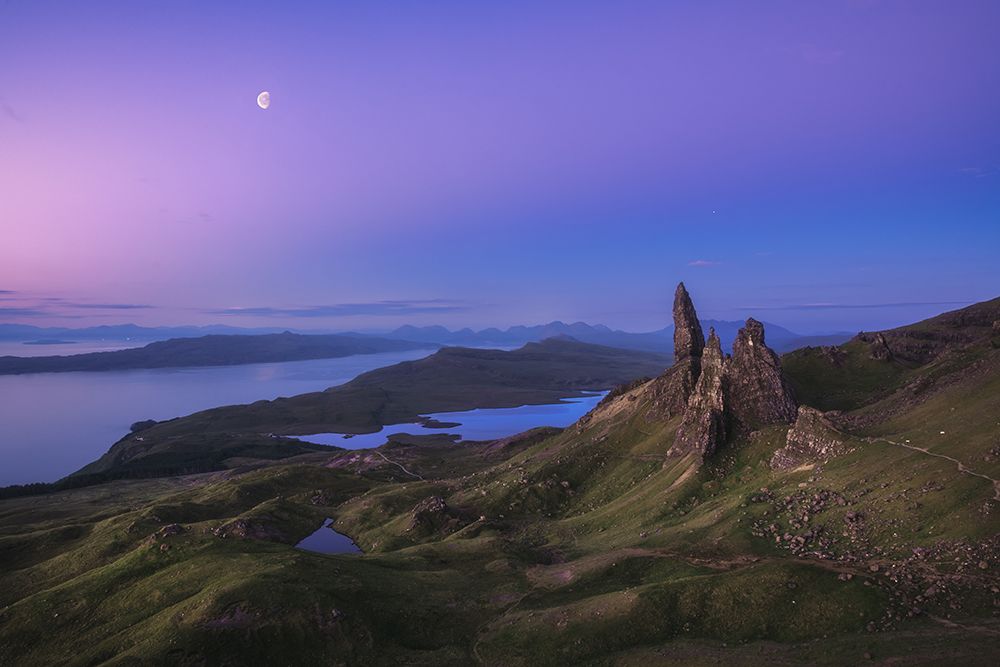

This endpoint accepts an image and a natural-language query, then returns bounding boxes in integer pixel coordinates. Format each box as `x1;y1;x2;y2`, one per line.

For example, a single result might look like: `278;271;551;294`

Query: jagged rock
770;406;846;469
671;329;727;456
212;517;287;542
672;282;705;362
820;345;847;366
407;496;467;534
858;331;894;361
657;357;702;418
727;318;797;429
656;286;796;459
654;283;708;417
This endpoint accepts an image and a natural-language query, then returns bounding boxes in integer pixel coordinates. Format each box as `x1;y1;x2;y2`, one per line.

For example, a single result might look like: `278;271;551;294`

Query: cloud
960;166;997;178
208;299;475;318
0;98;23;123
740;301;972;311
687;259;720;267
29;297;153;310
0;290;15;294
0;307;53;318
0;298;154;319
65;303;154;310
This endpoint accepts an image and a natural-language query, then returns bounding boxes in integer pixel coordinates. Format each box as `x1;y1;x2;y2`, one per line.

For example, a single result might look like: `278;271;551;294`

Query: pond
290;391;607;449
295;518;363;554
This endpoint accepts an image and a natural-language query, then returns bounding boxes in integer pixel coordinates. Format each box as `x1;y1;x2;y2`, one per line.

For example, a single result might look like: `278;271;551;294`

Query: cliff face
672;282;705;363
673;329;727;457
664;285;797;458
727;318;798;429
656;283;706;418
769;406;846;470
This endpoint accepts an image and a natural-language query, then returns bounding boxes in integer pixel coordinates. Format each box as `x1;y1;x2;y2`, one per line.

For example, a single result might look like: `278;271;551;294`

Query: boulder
770;406;846;469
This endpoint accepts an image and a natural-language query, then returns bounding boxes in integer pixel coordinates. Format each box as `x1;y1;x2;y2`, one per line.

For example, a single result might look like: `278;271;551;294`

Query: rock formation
655;283;706;417
665;289;797;458
770;406;846;469
726;318;798;429
672;282;705;362
859;331;894;361
672;328;727;457
406;495;469;535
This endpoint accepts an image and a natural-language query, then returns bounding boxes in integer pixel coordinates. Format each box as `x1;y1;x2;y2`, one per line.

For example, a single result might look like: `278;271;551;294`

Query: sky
1;0;998;335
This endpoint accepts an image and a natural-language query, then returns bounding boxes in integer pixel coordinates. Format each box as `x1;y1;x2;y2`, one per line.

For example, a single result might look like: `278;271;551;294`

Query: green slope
1;300;998;665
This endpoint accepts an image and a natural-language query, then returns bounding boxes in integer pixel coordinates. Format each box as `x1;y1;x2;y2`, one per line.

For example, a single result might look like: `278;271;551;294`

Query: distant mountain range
0;320;852;356
387;321;852;355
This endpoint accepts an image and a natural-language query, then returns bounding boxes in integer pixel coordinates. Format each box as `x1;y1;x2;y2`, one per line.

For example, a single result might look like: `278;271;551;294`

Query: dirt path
374;451;424;480
869;437;1000;501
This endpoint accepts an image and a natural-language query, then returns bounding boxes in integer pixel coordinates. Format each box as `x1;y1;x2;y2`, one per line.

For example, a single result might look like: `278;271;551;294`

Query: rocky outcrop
652;283;707;418
727;318;798;429
770;406;846;469
406;496;469;534
672;282;705;362
672;329;727;457
657;357;701;418
664;290;797;459
212;517;287;542
858;331;893;361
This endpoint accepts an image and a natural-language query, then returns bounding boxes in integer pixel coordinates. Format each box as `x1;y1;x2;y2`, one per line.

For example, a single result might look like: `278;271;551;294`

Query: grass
2;304;999;664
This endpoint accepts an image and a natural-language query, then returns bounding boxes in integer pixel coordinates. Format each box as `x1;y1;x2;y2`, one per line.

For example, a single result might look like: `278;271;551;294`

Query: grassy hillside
0;300;998;664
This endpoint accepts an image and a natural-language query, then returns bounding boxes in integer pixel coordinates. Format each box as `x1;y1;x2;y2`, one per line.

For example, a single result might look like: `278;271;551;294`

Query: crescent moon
257;91;270;110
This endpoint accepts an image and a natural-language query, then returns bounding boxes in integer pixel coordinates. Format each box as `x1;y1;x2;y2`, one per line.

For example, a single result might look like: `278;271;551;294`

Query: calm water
0;349;433;486
291;392;607;449
295;518;363;555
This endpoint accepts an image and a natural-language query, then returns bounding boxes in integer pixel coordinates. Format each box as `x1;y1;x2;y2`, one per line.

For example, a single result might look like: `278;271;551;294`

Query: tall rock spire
658;282;707;417
672;282;705;361
667;314;798;459
726;318;797;428
671;328;727;457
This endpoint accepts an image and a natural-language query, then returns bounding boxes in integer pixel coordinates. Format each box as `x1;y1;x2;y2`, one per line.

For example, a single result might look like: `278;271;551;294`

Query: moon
256;91;270;110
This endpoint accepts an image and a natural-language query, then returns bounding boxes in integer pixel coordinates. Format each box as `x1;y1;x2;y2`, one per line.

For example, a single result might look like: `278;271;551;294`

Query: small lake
290;392;607;449
0;349;434;486
295;518;363;555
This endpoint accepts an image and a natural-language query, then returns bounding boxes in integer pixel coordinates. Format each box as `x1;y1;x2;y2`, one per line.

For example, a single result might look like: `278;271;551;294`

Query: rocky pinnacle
667;307;798;458
672;282;705;361
672;327;727;457
727;317;798;428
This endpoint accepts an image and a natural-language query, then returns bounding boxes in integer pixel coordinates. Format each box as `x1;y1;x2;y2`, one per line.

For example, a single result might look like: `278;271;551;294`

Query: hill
0;332;432;375
0;288;997;665
71;338;670;480
389;320;851;355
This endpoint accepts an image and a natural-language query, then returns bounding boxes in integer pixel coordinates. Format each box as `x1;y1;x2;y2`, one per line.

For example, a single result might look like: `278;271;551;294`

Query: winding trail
869;437;1000;501
374;451;424;480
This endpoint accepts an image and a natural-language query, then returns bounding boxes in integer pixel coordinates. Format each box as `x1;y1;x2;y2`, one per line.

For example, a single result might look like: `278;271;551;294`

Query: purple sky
2;1;998;334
